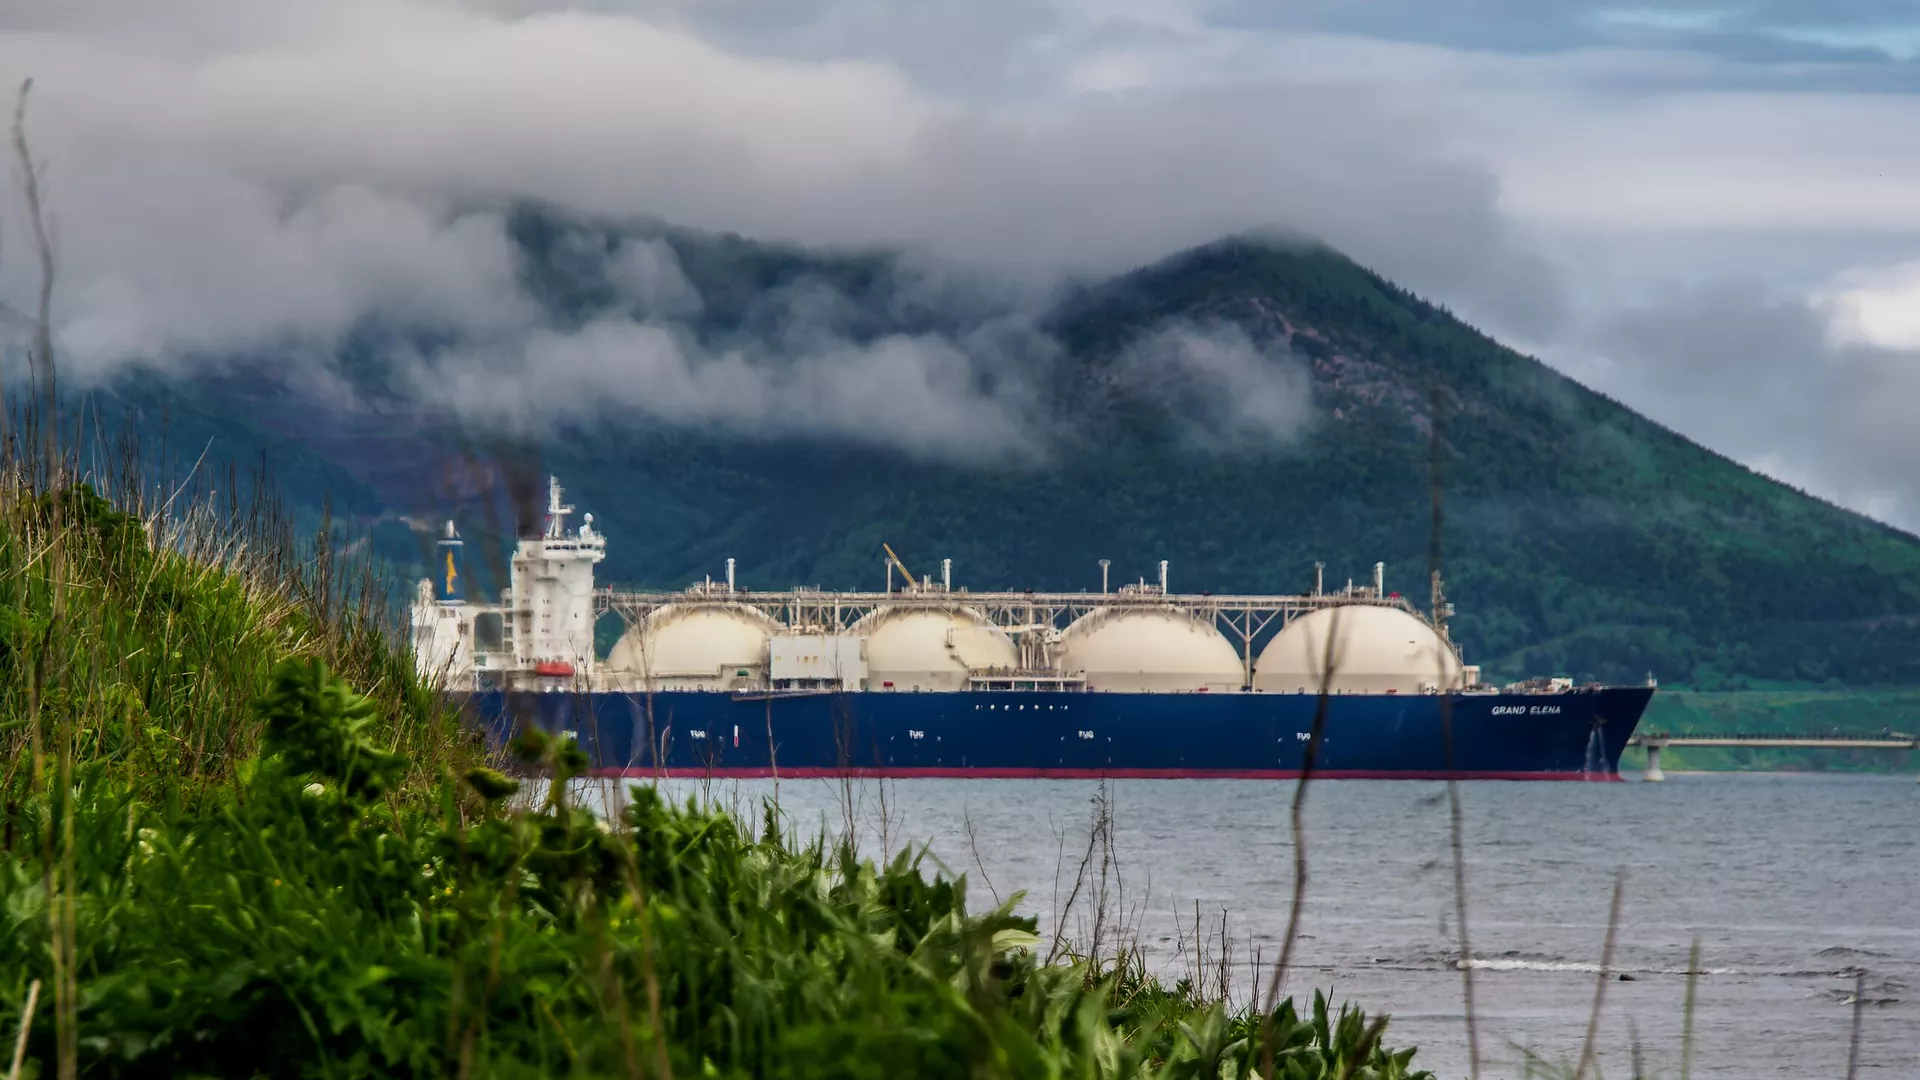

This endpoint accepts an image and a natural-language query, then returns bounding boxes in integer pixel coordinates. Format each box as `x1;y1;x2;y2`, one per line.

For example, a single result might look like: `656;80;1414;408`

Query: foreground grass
0;470;1431;1078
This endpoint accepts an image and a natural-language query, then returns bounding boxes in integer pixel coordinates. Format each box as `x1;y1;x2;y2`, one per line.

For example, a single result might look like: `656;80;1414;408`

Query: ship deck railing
969;674;1090;691
595;586;1430;628
730;687;843;701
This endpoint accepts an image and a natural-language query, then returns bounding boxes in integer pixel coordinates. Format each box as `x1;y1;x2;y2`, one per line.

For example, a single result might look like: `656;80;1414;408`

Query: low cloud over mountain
3;0;1920;522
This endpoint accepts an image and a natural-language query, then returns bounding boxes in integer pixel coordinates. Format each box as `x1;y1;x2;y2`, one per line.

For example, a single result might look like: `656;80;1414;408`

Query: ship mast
1429;568;1454;644
544;476;573;539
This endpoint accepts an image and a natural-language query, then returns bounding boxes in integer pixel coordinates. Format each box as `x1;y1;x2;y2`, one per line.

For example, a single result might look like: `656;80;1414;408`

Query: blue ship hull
460;686;1654;781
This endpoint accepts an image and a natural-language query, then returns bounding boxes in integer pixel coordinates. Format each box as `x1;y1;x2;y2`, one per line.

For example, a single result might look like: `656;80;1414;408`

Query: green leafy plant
0;650;1432;1078
256;657;408;799
0;459;1432;1078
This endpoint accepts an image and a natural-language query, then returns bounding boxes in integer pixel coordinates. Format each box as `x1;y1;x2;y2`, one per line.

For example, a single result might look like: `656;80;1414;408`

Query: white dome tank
606;602;778;689
1253;605;1461;694
1056;609;1245;693
851;606;1017;691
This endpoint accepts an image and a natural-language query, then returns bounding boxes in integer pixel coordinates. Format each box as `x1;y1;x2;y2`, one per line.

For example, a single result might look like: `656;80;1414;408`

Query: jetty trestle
1627;734;1920;782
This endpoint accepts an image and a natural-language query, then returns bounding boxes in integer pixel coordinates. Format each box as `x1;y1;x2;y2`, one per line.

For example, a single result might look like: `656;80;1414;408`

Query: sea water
583;772;1918;1078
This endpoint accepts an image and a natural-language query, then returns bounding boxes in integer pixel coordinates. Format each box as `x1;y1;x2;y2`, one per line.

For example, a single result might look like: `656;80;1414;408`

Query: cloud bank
419;239;1064;462
0;0;1556;344
1110;322;1314;450
2;0;1920;521
410;238;1309;462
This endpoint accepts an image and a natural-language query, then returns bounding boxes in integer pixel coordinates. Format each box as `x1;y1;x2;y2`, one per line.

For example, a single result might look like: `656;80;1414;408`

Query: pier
1630;733;1919;781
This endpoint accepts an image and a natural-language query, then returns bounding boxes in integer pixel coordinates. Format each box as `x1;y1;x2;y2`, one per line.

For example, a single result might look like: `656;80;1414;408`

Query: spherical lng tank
1056;609;1245;692
851;606;1018;691
605;602;779;690
1252;604;1462;694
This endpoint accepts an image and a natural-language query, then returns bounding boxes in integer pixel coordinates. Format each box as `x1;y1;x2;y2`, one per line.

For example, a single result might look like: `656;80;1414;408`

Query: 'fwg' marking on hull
459;686;1654;781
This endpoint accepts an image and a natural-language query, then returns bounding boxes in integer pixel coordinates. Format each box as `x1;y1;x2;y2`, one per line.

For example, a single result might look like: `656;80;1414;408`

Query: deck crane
882;542;921;593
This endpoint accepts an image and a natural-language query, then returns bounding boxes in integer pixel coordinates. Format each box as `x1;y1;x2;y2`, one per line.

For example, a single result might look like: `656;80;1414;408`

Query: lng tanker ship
410;478;1654;780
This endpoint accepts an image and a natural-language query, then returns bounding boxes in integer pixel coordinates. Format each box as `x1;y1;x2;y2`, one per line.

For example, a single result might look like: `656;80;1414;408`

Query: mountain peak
100;214;1920;688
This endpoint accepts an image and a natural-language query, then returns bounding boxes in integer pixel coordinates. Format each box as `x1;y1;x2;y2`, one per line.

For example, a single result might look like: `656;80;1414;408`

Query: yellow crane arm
882;543;918;591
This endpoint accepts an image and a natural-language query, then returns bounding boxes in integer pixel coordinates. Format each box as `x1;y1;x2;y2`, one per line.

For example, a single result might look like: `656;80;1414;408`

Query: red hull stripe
587;766;1623;782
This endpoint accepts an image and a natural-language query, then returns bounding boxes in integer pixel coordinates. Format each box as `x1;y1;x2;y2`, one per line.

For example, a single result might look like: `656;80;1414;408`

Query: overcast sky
2;1;1918;524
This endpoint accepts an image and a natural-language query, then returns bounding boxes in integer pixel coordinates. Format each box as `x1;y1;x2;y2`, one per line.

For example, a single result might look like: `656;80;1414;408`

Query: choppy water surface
595;773;1918;1077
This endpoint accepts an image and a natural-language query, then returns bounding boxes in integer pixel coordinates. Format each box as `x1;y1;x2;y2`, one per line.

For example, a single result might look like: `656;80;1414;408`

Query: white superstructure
409;477;1490;695
769;633;867;691
410;476;603;691
410;521;473;689
506;478;605;681
411;575;472;687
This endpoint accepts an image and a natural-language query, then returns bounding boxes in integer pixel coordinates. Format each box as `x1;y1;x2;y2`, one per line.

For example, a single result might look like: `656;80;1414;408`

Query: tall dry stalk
764;693;777;806
1258;602;1345;1079
873;767;897;865
1045;783;1109;967
1572;871;1625;1080
962;811;1002;908
1429;385;1481;1077
15;80;55;431
8;76;77;1080
5;979;39;1080
1845;968;1866;1080
1174;903;1238;1008
1680;935;1701;1080
835;731;855;845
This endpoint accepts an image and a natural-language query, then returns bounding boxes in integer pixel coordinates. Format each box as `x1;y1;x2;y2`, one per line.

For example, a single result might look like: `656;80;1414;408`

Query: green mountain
91;205;1920;689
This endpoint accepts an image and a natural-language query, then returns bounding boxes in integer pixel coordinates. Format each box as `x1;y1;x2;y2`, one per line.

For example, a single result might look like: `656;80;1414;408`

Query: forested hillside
87;204;1920;688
